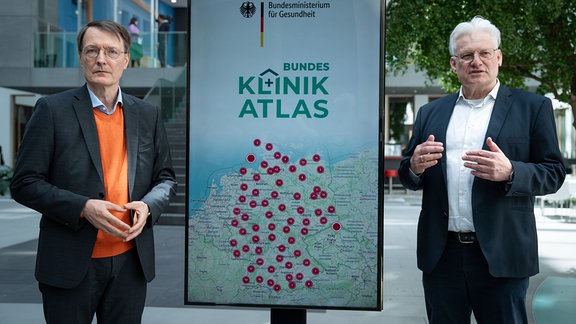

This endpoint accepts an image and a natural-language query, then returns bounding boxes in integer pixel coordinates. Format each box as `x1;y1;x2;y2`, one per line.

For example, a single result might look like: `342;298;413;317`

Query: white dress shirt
446;82;500;232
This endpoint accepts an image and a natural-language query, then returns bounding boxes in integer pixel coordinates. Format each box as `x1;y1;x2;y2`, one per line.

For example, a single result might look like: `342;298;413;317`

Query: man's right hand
82;199;130;239
409;134;444;175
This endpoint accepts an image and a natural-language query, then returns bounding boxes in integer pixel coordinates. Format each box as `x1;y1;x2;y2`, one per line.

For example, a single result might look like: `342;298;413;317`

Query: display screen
186;0;383;310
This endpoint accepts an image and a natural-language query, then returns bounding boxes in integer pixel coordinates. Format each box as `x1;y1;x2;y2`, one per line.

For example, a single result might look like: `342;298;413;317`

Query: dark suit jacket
10;85;177;288
398;86;565;278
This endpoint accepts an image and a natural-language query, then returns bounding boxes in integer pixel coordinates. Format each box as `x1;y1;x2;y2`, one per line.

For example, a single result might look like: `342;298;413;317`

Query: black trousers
423;236;529;324
39;248;147;324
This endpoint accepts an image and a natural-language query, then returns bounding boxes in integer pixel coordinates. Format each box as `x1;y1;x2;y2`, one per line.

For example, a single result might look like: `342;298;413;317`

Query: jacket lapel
122;94;139;199
436;94;458;189
483;86;512;149
73;85;104;184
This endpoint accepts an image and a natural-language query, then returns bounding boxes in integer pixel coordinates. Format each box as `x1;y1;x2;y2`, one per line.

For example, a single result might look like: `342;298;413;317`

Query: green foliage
0;165;13;196
385;0;576;102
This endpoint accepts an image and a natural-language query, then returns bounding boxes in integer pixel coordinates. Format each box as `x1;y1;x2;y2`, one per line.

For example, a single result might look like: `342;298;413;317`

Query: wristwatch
507;170;514;184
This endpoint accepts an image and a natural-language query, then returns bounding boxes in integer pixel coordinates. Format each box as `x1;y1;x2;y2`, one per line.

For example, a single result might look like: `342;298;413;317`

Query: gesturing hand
410;134;444;175
462;137;513;182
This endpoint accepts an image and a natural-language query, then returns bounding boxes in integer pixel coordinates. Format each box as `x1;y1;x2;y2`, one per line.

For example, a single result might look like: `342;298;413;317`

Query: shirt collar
87;86;123;115
457;79;500;105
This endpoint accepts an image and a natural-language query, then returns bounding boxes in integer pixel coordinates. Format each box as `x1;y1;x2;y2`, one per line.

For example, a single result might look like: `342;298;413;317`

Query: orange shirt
92;106;135;258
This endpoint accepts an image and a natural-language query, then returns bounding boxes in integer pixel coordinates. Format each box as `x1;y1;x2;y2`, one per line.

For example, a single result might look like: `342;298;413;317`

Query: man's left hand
123;201;150;242
462;137;513;182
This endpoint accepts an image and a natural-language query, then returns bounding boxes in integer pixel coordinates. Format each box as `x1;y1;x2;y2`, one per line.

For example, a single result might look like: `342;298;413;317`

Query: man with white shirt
398;16;565;324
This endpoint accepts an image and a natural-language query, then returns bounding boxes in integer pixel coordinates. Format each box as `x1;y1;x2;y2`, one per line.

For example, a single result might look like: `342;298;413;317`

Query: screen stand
270;308;307;324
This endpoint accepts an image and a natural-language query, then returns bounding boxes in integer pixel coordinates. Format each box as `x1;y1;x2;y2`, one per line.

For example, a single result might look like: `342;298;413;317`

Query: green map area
187;141;380;308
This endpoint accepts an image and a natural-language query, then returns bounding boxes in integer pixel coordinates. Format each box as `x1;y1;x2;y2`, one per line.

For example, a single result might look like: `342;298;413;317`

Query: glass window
387;97;414;153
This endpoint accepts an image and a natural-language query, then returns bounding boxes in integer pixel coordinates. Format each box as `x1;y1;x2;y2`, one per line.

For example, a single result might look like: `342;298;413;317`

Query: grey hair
449;16;501;56
77;20;131;53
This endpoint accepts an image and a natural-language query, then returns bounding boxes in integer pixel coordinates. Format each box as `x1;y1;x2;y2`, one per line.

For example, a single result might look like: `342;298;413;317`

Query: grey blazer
11;85;177;288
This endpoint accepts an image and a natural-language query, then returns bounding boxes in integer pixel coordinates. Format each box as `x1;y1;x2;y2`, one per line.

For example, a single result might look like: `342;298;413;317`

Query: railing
144;65;187;122
34;31;187;68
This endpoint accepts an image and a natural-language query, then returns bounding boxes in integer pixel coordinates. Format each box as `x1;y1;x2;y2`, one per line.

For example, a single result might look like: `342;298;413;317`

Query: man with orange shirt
10;20;177;323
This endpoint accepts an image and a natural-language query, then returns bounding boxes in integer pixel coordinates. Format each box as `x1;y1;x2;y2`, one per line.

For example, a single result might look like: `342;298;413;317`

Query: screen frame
184;0;385;311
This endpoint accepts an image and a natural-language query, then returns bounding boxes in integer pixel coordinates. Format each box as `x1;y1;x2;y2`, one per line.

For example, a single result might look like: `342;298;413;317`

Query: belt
448;231;477;244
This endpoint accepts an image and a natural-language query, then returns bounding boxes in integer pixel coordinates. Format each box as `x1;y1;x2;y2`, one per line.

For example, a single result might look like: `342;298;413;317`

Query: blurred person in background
157;14;170;67
128;17;142;67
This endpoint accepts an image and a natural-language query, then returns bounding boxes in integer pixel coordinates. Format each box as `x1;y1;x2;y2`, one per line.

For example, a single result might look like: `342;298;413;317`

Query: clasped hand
82;199;149;242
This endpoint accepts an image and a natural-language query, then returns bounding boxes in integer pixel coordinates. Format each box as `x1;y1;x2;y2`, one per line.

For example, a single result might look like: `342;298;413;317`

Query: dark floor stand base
270;308;307;324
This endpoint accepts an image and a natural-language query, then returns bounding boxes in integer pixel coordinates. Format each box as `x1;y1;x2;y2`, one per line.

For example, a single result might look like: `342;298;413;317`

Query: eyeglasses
81;46;127;60
453;49;499;63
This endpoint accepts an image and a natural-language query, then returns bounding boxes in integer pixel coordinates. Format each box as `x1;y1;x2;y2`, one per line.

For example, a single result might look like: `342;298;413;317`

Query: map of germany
187;139;380;308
